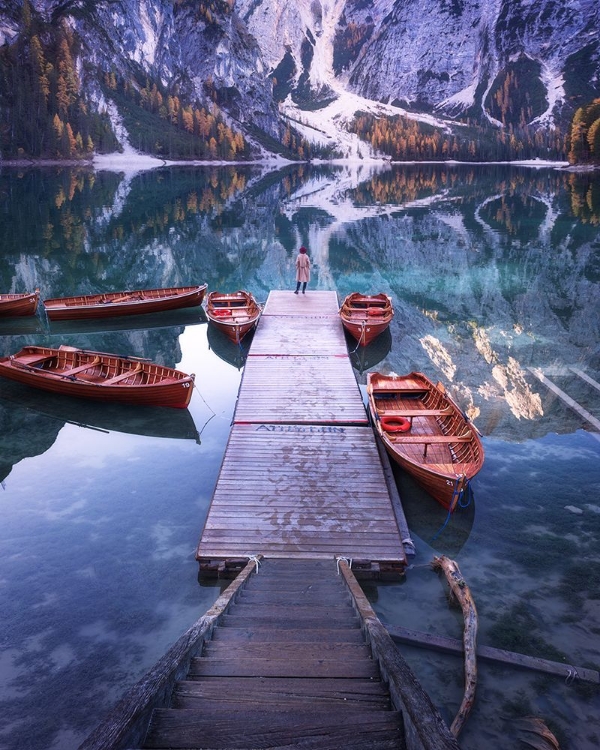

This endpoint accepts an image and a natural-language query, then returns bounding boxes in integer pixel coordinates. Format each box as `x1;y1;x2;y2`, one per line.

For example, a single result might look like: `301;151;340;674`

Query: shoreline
0;154;594;172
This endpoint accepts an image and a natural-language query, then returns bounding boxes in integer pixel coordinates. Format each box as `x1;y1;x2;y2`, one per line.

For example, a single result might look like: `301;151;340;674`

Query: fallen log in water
384;624;599;684
432;555;477;738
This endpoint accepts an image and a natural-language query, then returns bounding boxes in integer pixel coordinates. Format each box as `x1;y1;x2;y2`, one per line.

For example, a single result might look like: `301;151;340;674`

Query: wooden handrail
338;560;460;750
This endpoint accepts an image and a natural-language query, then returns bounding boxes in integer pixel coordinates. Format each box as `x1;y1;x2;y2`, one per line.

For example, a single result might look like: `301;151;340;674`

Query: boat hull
0;291;40;317
206;291;261;344
367;371;484;511
339;293;394;347
0;346;194;409
43;284;207;321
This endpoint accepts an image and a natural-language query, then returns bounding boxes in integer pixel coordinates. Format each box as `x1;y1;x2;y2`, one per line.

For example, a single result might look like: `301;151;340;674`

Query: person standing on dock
294;245;311;294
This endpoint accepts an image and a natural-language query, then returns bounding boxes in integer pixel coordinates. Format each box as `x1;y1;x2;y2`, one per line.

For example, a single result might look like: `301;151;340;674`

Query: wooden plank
386;624;600;685
189;657;379;679
210;628;365;644
250;316;348;356
262;290;340;317
235;355;367;424
202;642;371;658
172;678;390;707
219;614;362;629
144;709;404;750
529;367;600;432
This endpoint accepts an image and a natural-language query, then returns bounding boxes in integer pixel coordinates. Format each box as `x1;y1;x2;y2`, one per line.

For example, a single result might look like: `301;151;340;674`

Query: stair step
203;642;371;659
144;708;404;749
173;678;390;707
230;602;355;615
211;627;365;644
239;590;350;605
189;657;379;679
220;614;360;629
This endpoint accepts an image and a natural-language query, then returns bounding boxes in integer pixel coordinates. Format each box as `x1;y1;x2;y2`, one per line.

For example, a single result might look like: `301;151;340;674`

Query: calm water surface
0;163;599;750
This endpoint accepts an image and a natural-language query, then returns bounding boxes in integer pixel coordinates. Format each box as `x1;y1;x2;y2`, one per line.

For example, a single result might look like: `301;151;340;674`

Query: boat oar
57;345;152;362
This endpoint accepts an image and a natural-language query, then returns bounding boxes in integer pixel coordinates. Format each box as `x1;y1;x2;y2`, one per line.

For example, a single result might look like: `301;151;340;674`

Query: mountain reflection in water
0;163;598;750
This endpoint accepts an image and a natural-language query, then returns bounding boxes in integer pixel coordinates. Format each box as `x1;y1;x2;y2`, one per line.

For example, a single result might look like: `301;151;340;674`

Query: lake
0;161;599;750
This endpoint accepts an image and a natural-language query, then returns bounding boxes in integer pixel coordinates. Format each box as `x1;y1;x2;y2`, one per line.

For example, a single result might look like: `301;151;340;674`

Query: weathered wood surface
432;556;478;738
337;559;460;750
262;290;339;317
234;355;368;424
250;313;349;356
197;423;405;563
143;558;407;750
385;624;600;685
197;290;407;572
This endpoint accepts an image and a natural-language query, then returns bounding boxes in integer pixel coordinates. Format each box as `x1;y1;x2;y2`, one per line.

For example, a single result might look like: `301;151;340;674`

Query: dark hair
299;246;307;254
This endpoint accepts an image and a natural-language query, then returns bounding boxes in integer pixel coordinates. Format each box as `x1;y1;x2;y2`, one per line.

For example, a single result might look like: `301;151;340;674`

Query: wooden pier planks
235;355;368;424
199;424;402;560
197;290;406;573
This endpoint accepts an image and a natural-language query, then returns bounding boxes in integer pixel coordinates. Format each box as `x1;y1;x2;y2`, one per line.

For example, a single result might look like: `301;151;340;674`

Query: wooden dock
78;292;463;750
196;291;408;577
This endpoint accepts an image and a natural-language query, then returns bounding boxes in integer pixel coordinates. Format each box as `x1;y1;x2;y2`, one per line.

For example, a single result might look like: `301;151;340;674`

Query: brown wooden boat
0;345;195;409
339;292;394;346
367;371;484;512
0;291;40;317
206;290;261;344
43;284;207;321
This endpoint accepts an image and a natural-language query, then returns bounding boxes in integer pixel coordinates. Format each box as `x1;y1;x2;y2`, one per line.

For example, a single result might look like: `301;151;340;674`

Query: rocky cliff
0;0;598;156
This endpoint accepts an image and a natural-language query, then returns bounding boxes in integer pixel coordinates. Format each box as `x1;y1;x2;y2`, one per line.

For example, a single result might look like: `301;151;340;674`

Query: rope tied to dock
336;556;353;574
565;667;579;685
247;555;261;573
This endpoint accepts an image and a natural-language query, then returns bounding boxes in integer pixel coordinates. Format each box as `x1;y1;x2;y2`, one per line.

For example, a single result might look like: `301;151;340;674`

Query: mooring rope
336;556;353;574
247;555;261;573
565;667;579;685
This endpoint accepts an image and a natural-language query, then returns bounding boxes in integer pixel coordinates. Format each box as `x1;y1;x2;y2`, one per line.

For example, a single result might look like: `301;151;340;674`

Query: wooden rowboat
206;290;261;344
339;292;394;346
0;291;40;317
43;284;207;321
0;345;195;409
367;371;484;512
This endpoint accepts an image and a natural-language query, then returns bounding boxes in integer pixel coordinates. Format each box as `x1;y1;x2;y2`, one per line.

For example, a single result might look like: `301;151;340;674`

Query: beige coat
295;253;311;282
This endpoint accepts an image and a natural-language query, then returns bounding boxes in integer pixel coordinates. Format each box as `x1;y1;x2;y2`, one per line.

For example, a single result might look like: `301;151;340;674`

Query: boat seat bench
59;357;101;377
102;364;142;385
378;408;453;417
385;433;472;443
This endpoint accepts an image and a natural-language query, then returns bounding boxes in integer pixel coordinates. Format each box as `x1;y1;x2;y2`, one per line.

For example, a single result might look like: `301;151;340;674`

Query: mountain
0;0;598;160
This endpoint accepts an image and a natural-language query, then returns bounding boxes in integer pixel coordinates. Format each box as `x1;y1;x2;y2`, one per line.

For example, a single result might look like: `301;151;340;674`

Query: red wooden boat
339;292;394;346
0;291;40;317
43;284;207;321
367;371;484;512
0;345;195;409
206;290;261;344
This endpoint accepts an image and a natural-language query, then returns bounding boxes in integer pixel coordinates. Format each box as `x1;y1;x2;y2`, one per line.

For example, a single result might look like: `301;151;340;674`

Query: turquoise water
0;163;598;749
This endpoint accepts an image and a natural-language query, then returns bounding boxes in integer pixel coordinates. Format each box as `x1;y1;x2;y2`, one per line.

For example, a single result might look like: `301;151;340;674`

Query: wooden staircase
143;558;405;749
